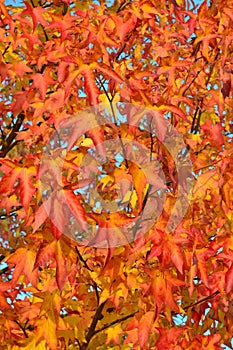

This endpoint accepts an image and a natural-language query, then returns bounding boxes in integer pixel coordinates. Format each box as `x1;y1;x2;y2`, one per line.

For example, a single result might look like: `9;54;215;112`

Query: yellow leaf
98;93;111;104
36;314;57;350
78;137;94;147
130;190;138;209
121;190;133;204
106;324;122;345
99;289;110;304
99;175;114;189
35;340;48;349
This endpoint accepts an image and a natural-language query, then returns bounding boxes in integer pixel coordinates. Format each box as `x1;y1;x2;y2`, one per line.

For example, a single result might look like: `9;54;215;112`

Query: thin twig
14;320;28;338
75;246;93;272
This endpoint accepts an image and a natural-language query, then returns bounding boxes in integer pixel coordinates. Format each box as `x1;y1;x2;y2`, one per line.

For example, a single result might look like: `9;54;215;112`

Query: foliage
0;0;233;349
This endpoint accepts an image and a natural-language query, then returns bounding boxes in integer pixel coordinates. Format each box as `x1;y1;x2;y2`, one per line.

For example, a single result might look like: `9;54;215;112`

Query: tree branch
183;290;220;311
75;247;102;305
116;0;132;13
0;113;24;158
93;310;138;336
80;301;107;349
75;246;93;272
14;320;28;338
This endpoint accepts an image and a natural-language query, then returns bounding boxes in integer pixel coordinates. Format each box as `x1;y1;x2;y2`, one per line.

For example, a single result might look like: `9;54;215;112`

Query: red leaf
80;66;99;105
13;61;32;79
51;220;63;240
31;69;54;100
96;63;123;84
19;168;36;210
87;126;105;158
63;190;87;231
22;3;47;30
34;241;57;269
33;198;51;233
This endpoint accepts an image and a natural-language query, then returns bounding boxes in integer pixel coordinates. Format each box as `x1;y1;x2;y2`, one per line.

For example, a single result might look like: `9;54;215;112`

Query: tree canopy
0;0;233;349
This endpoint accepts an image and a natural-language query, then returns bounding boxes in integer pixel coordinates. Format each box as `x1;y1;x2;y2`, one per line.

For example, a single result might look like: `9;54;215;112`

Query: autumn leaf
106;324;122;345
0;0;232;348
62;189;87;231
31;69;55;100
138;311;154;348
55;240;67;291
129;162;147;212
6;248;38;287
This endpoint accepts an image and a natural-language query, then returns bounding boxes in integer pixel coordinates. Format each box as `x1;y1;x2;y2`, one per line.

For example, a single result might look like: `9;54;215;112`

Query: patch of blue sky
105;0;114;7
221;342;233;350
78;89;87;98
4;0;24;6
115;152;124;166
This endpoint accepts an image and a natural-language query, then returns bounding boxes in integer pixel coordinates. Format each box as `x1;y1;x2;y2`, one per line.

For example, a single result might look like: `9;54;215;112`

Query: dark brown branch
0;267;8;275
115;43;126;60
93;310;138;336
80;301;107;349
181;69;202;97
116;0;132;13
183;291;220;311
0;113;24;158
149;116;154;161
75;337;82;349
0;206;23;219
75;247;101;304
14;320;28;338
75;246;93;272
93;282;100;305
2;44;10;57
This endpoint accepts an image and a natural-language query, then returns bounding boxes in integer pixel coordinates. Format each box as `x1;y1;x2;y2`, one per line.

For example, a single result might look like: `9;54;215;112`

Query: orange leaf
6;248;38;287
138;311;154;348
80;66;99;105
225;263;233;294
129;162;147;211
55;240;67;291
19;168;36;210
